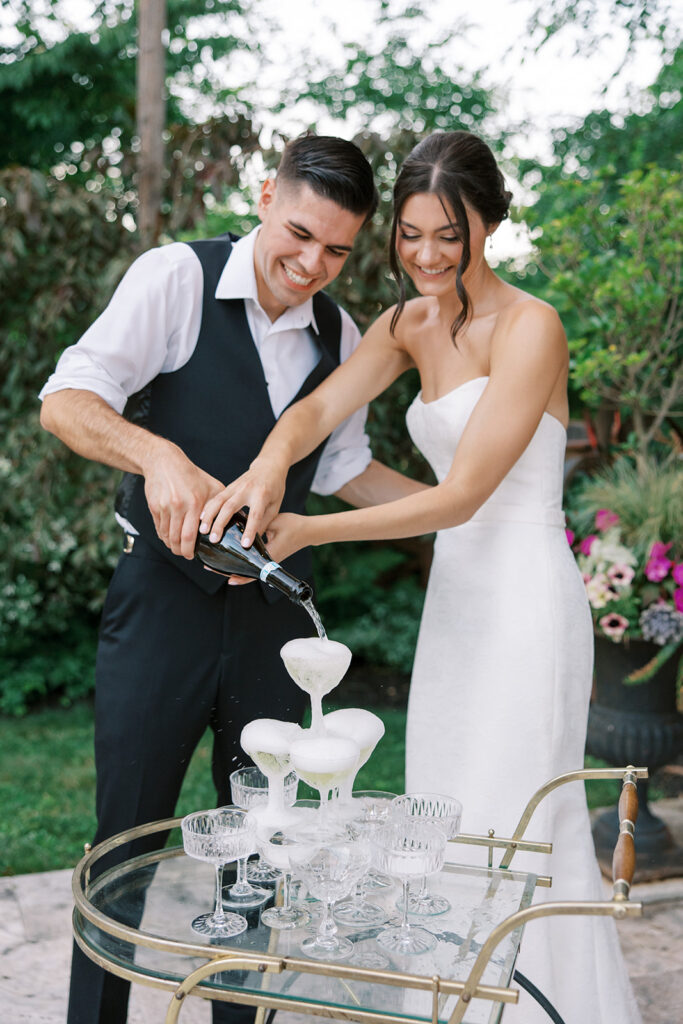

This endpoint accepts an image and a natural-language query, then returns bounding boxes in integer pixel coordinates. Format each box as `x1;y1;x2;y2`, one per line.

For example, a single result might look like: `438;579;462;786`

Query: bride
201;131;641;1023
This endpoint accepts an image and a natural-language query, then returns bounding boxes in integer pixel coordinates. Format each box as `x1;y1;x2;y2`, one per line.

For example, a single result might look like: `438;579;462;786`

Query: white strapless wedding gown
405;377;641;1024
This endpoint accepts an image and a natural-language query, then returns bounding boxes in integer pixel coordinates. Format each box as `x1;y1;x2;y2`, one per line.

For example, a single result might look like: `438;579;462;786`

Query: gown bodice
406;376;567;527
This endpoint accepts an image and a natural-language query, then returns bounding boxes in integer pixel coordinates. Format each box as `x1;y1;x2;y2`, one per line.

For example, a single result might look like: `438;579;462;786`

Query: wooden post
136;0;166;248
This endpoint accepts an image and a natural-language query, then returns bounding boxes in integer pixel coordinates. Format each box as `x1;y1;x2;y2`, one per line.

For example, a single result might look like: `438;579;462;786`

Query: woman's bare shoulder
498;287;563;331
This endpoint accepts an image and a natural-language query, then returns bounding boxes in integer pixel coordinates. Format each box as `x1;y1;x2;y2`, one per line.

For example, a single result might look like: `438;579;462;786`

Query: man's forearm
335;459;431;508
40;389;168;475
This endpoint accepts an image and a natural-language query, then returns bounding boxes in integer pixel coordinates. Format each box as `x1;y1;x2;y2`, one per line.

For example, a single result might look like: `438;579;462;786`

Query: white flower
585;572;617;609
590;534;637;572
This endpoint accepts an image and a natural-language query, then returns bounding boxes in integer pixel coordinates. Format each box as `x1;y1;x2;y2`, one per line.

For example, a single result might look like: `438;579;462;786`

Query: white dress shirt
40;228;372;508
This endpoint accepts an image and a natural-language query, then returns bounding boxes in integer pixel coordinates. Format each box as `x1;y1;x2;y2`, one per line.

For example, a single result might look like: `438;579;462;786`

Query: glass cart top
77;844;537;1024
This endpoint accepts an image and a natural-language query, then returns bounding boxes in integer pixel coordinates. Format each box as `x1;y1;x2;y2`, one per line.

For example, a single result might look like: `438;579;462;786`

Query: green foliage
567;456;683;552
0;164;131;713
0;0;260;172
523;164;683;458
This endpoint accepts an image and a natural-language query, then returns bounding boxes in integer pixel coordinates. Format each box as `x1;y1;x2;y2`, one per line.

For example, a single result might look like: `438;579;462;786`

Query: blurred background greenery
0;0;680;871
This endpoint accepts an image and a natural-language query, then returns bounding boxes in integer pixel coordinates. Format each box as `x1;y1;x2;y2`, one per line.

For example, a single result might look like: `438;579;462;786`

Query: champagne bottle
195;508;312;604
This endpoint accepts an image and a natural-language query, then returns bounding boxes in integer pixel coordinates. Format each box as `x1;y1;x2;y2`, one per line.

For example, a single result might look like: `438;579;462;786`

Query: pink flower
565;528;575;546
607;563;635;588
645;557;672;582
675;589;683;614
599;612;629;642
649;541;672;560
595;508;619;531
580;535;598;556
672;563;683;586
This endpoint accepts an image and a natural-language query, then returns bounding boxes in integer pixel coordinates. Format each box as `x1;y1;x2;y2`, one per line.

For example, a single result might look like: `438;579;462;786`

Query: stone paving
1;799;681;1024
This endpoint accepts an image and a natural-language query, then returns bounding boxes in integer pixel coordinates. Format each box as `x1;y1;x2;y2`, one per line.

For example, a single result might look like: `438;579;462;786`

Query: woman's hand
261;513;310;564
199;455;288;548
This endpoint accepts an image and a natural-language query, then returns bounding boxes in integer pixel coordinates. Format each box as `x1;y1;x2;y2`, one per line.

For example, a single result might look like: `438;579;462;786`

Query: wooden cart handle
612;769;639;901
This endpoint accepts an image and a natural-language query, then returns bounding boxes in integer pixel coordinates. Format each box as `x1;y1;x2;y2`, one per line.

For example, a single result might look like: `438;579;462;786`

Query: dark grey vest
116;234;343;597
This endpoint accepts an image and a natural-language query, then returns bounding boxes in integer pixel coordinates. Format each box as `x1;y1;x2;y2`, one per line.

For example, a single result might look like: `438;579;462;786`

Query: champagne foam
280;637;352;697
290;735;359;774
324;708;385;749
240;718;301;757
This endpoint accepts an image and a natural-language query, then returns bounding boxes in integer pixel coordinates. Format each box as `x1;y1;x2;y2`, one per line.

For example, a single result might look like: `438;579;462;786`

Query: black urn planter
586;636;683;881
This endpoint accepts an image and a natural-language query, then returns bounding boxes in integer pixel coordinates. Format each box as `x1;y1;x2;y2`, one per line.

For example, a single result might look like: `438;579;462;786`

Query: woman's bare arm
200;308;413;544
265;302;568;557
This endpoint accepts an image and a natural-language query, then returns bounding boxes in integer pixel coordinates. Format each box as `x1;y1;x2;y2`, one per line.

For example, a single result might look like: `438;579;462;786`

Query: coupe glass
289;827;370;961
323;708;385;807
391;793;463;915
239;719;302;831
371;820;446;956
280;637;351;736
255;829;311;931
349;790;397;890
333;791;397;927
181;807;255;938
230;766;298;883
289;735;359;829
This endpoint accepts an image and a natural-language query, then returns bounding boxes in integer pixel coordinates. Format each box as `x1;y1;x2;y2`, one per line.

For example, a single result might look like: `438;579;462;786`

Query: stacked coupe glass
181;636;462;962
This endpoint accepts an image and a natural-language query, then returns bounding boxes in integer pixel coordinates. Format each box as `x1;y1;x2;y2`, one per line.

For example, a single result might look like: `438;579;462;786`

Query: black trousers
67;537;310;1024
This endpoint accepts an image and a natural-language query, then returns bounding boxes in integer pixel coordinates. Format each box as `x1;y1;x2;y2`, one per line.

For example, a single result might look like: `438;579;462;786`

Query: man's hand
199;455;288;549
142;441;224;559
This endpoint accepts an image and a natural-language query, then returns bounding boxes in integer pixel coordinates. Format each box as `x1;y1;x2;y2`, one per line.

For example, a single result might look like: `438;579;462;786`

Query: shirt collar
215;226;319;335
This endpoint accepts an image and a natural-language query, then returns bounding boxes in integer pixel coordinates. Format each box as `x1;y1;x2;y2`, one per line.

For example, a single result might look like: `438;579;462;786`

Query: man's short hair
277;134;378;224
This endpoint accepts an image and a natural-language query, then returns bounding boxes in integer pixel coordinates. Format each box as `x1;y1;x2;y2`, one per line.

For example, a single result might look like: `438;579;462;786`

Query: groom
40;134;411;1024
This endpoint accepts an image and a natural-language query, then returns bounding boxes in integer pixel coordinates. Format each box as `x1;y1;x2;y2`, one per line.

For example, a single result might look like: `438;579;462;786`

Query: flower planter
587;635;683;881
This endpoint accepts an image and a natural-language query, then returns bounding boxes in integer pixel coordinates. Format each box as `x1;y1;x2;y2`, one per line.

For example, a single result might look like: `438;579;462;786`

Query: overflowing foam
290;735;359;774
324;708;385;753
240;719;302;758
280;637;352;697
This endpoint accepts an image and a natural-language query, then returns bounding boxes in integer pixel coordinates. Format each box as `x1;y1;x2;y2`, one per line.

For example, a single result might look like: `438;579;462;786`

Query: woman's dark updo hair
389;131;512;344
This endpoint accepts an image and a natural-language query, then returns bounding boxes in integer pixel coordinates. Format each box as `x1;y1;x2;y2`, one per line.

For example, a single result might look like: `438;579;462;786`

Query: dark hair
277;134;379;224
389;131;512;343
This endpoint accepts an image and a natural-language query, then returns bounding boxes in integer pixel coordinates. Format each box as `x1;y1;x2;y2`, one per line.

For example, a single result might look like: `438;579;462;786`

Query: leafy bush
0;165;131;713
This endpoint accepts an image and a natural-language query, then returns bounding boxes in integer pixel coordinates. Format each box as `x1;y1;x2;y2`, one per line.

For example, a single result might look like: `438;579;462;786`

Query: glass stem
400;879;411;933
417;874;428;899
213;864;227;924
353;879;364;905
310;694;324;736
268;774;286;817
231;856;252;896
282;871;292;912
318;898;338;944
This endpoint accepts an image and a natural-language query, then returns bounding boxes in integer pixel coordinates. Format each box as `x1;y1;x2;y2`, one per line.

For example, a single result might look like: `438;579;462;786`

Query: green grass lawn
0;700;635;876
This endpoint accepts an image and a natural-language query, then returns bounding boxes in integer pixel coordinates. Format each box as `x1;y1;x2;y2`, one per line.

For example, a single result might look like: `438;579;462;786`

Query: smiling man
38;135;388;1024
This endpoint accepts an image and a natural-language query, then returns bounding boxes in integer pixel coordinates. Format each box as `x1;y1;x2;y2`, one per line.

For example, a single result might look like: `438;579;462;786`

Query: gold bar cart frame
71;765;647;1024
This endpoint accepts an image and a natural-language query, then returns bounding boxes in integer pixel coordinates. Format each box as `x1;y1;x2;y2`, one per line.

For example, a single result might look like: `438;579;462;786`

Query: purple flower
599;612;629;642
595;508;619;531
565;528;575;546
580;534;598;556
675;589;683;614
672;563;683;586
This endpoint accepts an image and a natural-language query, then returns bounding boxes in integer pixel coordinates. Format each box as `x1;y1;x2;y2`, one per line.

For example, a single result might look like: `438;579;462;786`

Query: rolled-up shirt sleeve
310;308;372;496
38;244;202;412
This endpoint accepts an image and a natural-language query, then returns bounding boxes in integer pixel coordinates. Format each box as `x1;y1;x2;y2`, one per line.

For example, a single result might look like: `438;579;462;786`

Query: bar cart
72;766;646;1023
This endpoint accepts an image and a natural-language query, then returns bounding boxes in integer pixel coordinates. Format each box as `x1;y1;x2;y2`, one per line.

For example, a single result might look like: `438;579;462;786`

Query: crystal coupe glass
391;793;463;915
289;827;370;961
230;766;298;884
371;820;446;956
333;791;397;928
181;807;255;938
